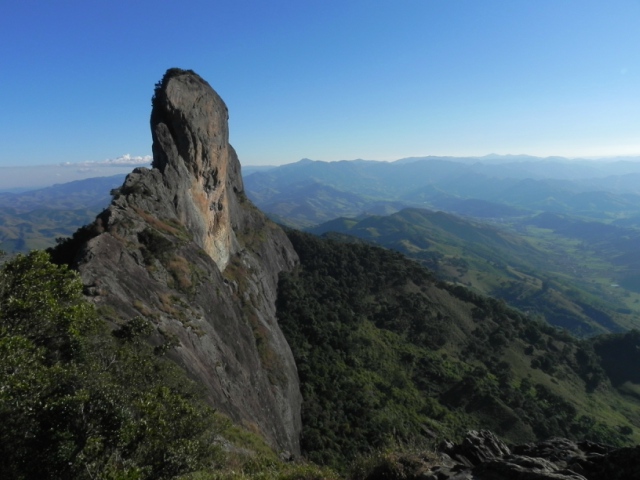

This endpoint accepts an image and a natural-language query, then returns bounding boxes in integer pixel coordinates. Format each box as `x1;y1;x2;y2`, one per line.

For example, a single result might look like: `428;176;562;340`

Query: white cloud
60;154;152;168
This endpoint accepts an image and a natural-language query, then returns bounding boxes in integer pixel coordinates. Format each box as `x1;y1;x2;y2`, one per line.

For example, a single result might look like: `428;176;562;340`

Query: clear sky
1;0;639;168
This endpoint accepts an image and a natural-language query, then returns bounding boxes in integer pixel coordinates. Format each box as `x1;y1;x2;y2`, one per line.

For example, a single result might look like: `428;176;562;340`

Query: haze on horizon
4;152;640;193
1;1;639;168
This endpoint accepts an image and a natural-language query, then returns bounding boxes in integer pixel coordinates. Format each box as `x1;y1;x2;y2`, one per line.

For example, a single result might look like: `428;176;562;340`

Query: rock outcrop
362;431;640;480
53;68;301;454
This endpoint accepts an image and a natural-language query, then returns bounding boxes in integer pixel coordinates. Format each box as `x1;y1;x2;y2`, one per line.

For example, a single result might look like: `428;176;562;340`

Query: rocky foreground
362;430;640;480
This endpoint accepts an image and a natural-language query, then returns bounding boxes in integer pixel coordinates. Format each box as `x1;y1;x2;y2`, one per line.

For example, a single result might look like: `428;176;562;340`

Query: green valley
309;208;640;336
276;229;640;469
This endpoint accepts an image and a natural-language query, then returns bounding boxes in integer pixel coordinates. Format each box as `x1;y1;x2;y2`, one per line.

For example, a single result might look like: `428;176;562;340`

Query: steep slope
52;68;301;454
276;230;640;468
310;208;629;335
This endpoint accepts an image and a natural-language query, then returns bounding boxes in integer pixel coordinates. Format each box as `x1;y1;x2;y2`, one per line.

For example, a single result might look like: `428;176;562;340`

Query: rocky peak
54;68;301;454
148;68;240;270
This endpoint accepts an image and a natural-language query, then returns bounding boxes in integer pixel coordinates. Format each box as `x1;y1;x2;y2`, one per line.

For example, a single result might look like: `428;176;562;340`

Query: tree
0;251;219;479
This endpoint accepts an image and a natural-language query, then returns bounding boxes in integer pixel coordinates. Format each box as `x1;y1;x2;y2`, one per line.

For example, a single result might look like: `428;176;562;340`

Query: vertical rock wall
66;69;302;454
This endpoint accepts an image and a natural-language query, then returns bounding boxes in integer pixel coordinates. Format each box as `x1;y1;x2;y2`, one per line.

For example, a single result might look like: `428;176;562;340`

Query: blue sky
1;0;639;169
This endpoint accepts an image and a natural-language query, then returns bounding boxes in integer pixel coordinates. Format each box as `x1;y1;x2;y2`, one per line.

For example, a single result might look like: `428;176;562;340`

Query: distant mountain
245;157;640;229
7;156;640;255
241;164;278;176
248;180;409;228
0;174;125;212
575;172;640;194
309;208;630;335
526;212;627;240
398;154;640;176
0;175;125;253
427;196;528;218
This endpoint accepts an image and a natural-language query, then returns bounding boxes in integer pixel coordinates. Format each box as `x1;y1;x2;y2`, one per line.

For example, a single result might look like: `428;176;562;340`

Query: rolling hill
0;175;125;253
310;208;639;335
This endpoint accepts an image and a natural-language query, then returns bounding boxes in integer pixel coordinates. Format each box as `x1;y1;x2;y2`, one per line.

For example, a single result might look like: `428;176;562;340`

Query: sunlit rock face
150;71;238;270
60;69;302;454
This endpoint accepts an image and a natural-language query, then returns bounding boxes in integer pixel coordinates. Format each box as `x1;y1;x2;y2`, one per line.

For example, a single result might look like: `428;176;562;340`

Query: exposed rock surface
53;68;301;454
363;430;640;480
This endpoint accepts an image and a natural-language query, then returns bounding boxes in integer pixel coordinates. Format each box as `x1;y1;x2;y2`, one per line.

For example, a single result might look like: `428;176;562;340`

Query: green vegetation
0;251;220;479
246;158;640;337
515;219;640;331
0;208;102;253
277;230;640;470
593;330;640;387
310;208;640;335
0;251;332;480
5;179;640;478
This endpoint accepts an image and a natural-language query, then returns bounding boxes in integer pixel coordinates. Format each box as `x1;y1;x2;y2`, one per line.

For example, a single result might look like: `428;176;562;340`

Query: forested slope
276;230;640;469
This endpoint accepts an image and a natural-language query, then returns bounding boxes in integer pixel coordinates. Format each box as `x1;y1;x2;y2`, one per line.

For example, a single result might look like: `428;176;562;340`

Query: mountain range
2;69;640;479
0;175;124;252
244;156;640;227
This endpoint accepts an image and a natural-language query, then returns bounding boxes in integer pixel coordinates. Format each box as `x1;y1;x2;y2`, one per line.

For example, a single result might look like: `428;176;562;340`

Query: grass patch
168;255;194;291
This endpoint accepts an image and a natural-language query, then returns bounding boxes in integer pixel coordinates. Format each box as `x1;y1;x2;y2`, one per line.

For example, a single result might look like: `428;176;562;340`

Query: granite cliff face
149;70;237;270
56;69;301;454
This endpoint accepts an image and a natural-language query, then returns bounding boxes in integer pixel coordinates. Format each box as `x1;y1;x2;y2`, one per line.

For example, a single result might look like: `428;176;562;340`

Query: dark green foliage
309;208;629;336
0;251;219;479
277;231;449;468
277;230;632;469
592;330;640;386
112;315;154;342
138;227;174;263
49;222;101;266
